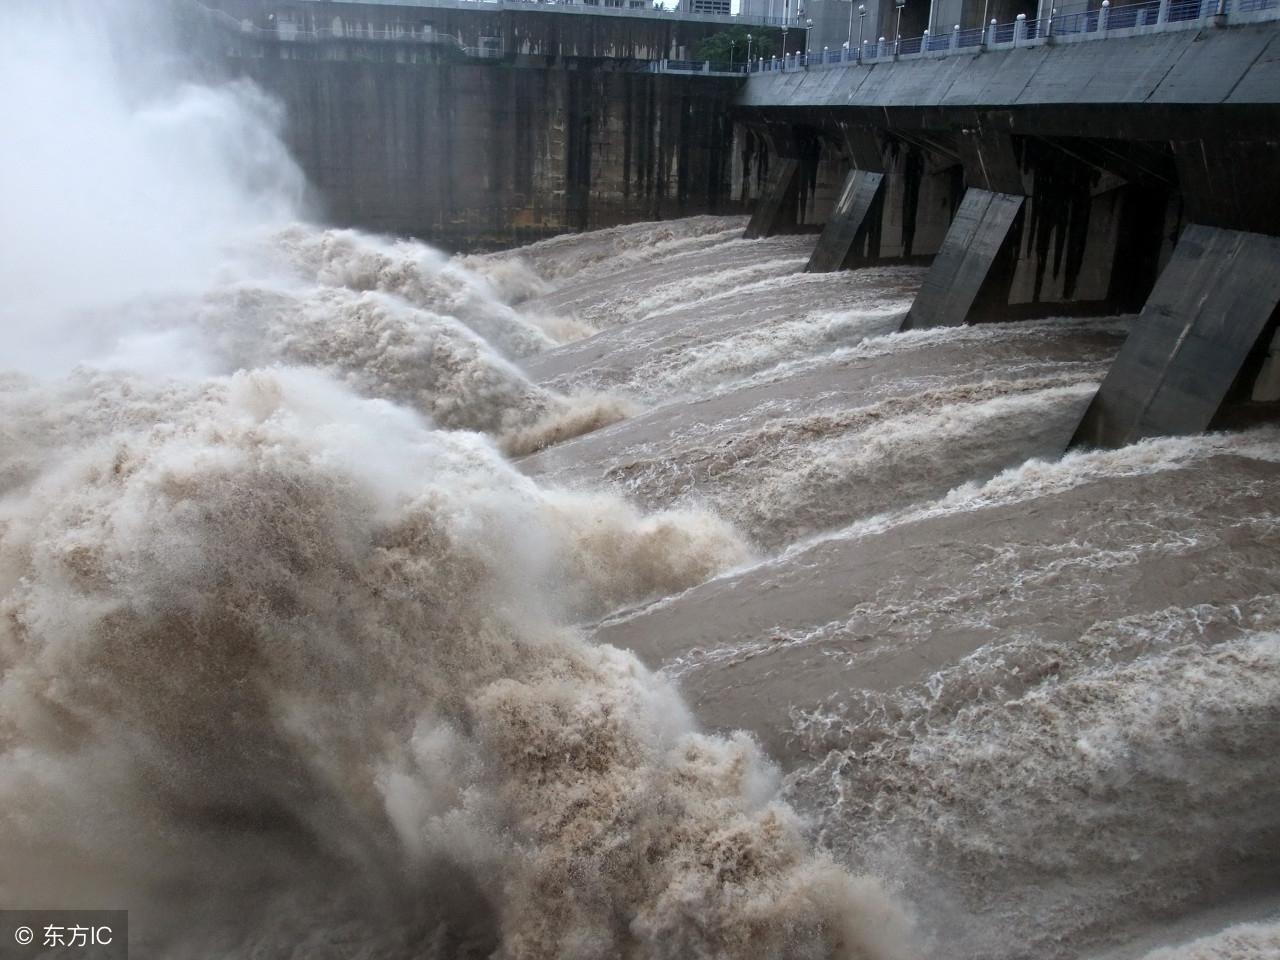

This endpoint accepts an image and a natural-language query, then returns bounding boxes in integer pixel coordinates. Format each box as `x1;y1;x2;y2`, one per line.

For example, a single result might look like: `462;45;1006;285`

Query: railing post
987;17;998;45
1099;0;1111;31
922;28;930;52
1014;12;1027;42
1157;0;1170;23
951;23;960;49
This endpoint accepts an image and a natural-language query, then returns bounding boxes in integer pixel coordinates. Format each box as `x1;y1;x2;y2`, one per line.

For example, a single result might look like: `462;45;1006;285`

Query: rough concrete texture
736;130;960;255
904;189;1025;328
230;56;743;248
736;22;1280;115
804;168;885;271
742;157;802;238
1073;225;1280;448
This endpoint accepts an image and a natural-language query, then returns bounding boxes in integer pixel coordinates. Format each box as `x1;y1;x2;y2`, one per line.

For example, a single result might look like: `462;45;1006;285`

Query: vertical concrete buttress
805;171;886;271
743;126;802;240
743;158;803;239
902;188;1026;329
1072;225;1280;448
806;127;888;272
902;130;1028;329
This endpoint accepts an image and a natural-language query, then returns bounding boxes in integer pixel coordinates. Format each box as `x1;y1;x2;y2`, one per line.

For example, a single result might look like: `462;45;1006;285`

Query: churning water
3;3;1278;959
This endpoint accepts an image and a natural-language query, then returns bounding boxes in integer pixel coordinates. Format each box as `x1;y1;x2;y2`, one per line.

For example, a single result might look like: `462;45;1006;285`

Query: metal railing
195;0;806;62
201;0;804;31
648;58;748;74
746;0;1280;75
366;0;805;27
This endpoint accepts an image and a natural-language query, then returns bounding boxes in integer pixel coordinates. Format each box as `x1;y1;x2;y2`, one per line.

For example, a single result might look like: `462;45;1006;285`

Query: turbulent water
482;223;1280;957
3;5;1278;959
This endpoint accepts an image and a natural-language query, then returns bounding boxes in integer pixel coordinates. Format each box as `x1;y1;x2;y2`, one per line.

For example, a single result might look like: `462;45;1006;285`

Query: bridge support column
902;188;1025;328
744;126;802;240
806;126;887;272
903;129;1027;329
806;171;886;271
1072;225;1280;448
743;157;801;239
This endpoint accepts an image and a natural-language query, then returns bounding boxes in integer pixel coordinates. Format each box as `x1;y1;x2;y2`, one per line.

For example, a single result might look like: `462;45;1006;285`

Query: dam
0;1;1278;959
194;0;1280;451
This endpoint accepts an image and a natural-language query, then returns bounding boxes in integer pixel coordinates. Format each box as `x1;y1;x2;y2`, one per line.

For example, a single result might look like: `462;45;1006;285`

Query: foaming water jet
0;3;917;957
0;369;910;959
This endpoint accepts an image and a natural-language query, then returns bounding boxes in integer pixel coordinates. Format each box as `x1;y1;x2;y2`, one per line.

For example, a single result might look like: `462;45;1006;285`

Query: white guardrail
739;0;1279;74
193;0;804;43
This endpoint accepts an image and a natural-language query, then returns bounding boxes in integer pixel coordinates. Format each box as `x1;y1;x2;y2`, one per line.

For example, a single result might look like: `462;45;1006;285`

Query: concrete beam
955;129;1025;196
836;124;888;173
902;188;1025;329
1072;224;1280;448
805;169;886;272
735;23;1280;122
1173;139;1280;236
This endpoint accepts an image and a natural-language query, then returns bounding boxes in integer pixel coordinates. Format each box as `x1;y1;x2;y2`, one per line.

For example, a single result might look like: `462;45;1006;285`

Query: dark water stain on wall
227;55;744;250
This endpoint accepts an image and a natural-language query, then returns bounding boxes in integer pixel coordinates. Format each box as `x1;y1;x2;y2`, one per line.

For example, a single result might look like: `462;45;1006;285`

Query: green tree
694;26;778;66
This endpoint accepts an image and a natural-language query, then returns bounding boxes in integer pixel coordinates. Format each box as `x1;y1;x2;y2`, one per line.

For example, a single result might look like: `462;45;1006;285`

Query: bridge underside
734;25;1280;447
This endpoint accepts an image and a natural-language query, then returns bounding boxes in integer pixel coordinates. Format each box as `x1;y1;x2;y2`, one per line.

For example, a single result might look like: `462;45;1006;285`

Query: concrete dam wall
191;2;751;249
232;57;743;248
191;0;1280;446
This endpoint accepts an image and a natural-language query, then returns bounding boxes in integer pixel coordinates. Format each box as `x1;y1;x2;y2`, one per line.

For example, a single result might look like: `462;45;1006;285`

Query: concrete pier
743;157;802;240
805;170;886;272
189;1;750;249
903;190;1025;329
1072;225;1280;448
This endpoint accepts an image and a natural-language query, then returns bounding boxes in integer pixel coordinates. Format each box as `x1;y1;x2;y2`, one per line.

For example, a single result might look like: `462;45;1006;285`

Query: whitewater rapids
0;8;912;954
481;219;1280;959
3;4;1277;955
5;205;1277;957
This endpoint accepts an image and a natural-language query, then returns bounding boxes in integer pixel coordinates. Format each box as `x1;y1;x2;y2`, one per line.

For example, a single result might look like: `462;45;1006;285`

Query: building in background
738;0;800;19
802;0;855;55
686;0;733;14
